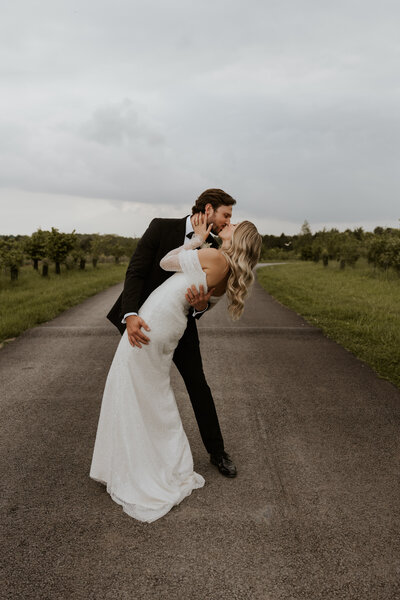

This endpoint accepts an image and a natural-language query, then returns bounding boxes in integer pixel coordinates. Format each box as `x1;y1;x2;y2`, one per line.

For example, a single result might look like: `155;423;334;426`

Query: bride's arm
161;212;213;272
159;233;204;272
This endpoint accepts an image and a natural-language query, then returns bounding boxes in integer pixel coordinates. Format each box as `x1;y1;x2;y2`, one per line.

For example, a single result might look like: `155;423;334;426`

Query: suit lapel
167;216;187;250
167;216;219;250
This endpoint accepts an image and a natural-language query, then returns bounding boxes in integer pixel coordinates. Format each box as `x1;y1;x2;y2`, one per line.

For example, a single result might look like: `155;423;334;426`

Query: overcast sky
1;0;399;237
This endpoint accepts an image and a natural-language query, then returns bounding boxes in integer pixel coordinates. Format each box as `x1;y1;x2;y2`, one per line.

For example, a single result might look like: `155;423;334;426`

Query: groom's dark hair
191;188;236;215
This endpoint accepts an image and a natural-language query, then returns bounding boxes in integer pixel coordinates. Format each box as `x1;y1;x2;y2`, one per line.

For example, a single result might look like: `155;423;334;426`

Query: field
257;260;400;388
0;263;126;344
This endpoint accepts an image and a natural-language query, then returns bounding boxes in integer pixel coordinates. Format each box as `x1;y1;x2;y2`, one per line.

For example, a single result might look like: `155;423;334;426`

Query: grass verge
0;263;125;343
257;260;400;389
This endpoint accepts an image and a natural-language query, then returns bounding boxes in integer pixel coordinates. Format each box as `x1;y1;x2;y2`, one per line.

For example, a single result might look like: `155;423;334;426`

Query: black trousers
173;317;225;455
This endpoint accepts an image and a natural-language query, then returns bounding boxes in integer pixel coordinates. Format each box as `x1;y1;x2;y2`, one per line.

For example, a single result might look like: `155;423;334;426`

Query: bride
89;215;262;522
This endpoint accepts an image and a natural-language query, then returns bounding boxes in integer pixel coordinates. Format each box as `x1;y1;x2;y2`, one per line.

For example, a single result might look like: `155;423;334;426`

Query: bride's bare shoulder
197;248;226;267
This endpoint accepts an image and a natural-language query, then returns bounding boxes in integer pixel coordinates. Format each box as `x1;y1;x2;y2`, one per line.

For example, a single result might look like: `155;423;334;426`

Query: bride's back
197;248;229;293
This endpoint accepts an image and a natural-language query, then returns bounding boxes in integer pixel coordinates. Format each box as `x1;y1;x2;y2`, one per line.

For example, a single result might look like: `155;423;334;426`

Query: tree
24;229;49;270
293;220;313;260
325;229;341;260
368;232;400;273
311;238;323;262
353;227;365;242
102;234;128;264
90;234;103;267
388;236;400;273
321;249;329;267
0;237;25;280
71;234;92;270
300;220;312;236
338;235;360;268
45;228;77;274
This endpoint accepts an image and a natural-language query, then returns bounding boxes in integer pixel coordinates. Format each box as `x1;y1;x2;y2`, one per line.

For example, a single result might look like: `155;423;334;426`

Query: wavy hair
221;221;262;320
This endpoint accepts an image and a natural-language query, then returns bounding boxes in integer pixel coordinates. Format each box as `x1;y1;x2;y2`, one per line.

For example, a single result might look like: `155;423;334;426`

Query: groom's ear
204;203;213;218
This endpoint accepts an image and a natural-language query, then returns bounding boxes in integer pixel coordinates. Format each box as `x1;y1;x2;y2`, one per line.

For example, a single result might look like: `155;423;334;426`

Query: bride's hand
192;212;212;241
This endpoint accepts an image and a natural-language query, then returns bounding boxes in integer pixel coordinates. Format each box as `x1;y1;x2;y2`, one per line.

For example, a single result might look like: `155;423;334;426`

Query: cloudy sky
1;0;399;236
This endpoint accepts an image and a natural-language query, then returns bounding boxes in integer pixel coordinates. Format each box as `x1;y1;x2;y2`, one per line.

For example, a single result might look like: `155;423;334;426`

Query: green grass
257;259;400;388
0;263;125;343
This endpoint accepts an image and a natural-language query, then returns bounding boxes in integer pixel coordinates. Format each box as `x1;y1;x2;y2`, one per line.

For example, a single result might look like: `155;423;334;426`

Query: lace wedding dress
90;235;221;522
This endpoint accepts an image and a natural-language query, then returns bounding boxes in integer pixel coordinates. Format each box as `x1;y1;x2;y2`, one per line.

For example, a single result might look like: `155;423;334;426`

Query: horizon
1;219;399;239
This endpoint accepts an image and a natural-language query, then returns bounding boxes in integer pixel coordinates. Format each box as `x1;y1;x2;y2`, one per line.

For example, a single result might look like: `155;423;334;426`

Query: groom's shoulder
152;217;186;224
148;216;185;231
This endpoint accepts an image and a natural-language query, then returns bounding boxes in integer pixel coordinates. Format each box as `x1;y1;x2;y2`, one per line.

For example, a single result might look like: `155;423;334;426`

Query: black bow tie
186;231;194;239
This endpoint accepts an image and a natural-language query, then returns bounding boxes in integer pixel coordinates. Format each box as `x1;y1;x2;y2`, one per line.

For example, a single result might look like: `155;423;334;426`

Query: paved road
1;275;400;599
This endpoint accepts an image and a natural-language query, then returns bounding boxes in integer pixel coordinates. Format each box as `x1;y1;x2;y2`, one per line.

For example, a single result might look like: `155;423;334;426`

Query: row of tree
261;221;400;272
0;228;139;280
2;221;399;281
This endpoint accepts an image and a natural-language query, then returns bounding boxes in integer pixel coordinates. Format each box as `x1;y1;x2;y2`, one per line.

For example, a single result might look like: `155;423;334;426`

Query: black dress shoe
210;451;237;478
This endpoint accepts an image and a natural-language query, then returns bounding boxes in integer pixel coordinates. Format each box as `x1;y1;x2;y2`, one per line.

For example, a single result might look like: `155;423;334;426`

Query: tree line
261;220;400;273
0;229;139;280
2;221;399;282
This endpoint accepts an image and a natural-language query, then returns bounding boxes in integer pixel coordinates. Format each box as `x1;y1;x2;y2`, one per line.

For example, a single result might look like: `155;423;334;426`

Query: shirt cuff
192;305;208;317
122;312;138;324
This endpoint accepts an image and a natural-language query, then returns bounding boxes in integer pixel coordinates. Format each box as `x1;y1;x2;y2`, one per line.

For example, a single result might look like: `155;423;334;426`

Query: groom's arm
192;304;210;319
121;218;163;317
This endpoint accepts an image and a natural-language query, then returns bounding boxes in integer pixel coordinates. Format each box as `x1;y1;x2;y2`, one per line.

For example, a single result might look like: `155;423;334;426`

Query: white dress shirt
123;216;207;322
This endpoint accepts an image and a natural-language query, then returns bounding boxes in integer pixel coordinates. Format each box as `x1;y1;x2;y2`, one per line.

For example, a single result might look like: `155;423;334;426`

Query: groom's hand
185;285;215;312
126;315;151;349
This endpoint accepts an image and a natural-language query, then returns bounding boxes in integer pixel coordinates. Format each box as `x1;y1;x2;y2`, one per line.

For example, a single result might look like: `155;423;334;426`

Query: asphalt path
1;270;400;599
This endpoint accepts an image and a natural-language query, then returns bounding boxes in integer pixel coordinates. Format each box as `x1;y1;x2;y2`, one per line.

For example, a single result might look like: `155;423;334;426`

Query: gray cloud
80;100;164;146
0;0;399;233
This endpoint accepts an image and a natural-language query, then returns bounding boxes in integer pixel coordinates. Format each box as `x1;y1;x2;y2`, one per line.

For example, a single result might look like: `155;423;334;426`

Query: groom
107;188;237;477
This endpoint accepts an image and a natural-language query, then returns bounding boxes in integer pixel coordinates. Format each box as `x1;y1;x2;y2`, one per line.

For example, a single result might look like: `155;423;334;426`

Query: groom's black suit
107;216;225;455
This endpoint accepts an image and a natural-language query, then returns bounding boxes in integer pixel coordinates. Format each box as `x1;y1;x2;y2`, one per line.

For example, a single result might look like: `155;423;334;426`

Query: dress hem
90;473;205;523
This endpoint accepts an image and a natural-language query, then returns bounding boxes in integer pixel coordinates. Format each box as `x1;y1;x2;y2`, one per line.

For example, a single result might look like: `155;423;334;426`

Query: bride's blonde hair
221;221;262;320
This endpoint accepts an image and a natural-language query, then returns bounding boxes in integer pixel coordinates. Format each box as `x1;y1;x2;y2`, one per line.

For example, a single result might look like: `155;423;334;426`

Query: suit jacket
107;216;219;334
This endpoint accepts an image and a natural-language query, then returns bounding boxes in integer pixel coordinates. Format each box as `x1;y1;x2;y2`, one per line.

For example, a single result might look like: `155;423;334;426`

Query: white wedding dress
90;236;220;522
